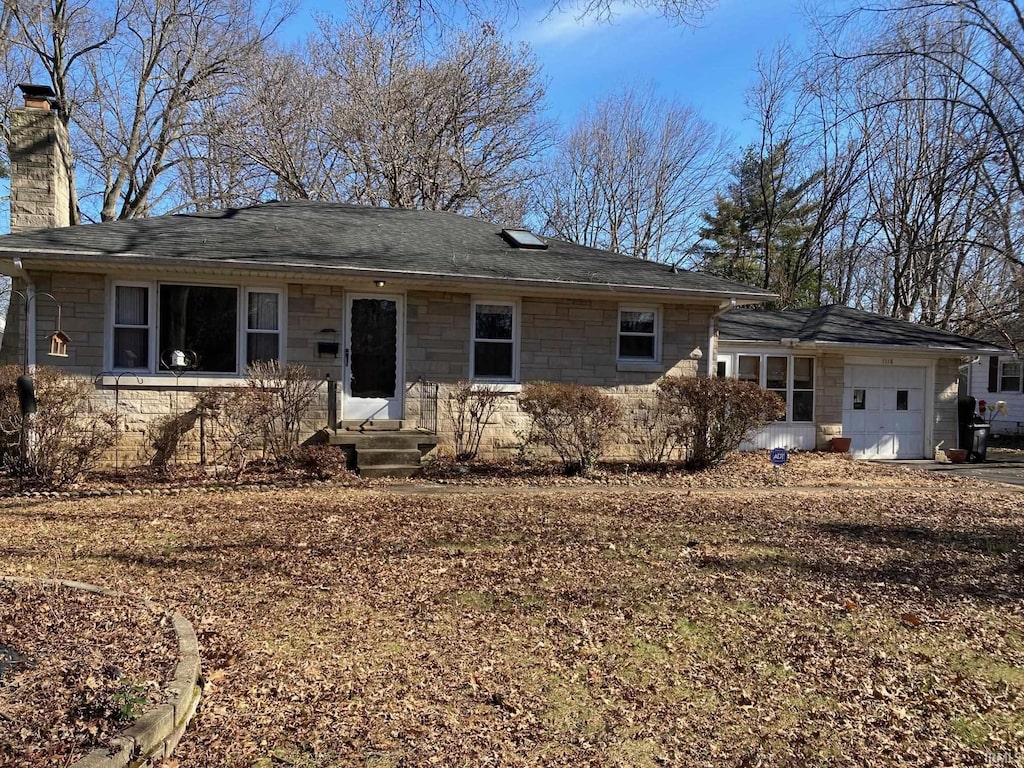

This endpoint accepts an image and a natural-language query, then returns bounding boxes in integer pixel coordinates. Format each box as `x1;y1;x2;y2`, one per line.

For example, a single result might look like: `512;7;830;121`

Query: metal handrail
414;377;439;434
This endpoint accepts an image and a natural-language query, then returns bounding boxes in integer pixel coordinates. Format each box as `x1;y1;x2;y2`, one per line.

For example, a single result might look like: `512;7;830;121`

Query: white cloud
519;2;651;46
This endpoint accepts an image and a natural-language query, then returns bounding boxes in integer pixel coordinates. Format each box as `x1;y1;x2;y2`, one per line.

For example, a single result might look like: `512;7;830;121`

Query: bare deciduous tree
311;12;551;221
534;84;728;262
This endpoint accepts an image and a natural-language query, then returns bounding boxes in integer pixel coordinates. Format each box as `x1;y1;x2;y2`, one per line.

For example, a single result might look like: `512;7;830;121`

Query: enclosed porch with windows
716;351;818;451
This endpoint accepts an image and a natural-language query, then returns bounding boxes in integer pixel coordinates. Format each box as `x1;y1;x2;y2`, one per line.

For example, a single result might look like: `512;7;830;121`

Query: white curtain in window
116;286;147;325
248;292;278;331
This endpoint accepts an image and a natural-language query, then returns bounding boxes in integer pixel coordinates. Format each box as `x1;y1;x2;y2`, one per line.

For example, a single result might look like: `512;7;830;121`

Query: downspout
7;258;36;371
707;298;736;377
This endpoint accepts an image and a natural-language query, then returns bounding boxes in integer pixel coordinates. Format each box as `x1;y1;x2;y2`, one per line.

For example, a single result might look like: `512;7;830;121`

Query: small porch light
374;279;386;288
47;330;71;358
689;346;703;360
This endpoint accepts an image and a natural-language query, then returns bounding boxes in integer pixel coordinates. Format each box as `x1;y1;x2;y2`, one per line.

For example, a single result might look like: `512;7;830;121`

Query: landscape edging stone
0;576;202;768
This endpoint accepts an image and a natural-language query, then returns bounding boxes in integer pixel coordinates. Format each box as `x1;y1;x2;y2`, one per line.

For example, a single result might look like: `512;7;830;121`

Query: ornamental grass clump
519;382;621;475
658;376;785;471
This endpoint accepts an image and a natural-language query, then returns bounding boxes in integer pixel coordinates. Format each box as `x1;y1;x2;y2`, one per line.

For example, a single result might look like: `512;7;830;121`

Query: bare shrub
148;410;200;472
442;381;503;461
658;376;785;471
289;445;352;481
626;393;685;468
519;382;621;476
0;366;116;486
193;388;268;480
244;362;323;460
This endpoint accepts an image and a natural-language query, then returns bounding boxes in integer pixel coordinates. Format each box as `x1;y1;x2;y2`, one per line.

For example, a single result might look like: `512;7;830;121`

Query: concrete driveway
882;449;1024;487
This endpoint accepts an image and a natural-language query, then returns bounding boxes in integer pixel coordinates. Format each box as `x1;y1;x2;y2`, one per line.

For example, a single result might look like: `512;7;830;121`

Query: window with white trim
618;307;660;361
766;356;788;422
792;356;814;422
727;353;815;423
110;282;283;374
113;284;150;370
1000;361;1022;392
472;301;517;380
246;290;281;366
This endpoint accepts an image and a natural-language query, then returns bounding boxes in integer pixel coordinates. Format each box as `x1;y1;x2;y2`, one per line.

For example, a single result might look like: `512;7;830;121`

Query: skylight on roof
501;228;548;249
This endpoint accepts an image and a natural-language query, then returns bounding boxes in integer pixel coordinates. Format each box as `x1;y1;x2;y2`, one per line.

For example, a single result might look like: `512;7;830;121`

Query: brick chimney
8;83;75;233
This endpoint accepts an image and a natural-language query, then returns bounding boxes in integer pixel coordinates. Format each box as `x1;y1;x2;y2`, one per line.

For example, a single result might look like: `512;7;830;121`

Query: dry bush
626;394;685;468
0;365;116;486
658;376;785;471
289;444;352;480
442;381;503;461
193;388;267;480
244;362;323;460
147;410;200;472
519;382;621;475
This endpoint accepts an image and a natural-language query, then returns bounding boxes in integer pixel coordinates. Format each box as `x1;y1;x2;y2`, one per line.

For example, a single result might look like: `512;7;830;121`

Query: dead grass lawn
0;476;1022;766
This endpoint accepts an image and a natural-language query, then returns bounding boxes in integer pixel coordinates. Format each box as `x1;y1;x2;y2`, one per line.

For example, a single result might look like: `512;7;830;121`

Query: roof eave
0;250;776;304
718;339;1007;355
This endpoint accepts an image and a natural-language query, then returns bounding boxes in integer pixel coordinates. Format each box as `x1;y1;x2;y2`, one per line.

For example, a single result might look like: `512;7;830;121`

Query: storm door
343;294;403;420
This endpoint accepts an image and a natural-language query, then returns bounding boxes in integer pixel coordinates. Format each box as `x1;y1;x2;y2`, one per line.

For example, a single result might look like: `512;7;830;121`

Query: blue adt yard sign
769;448;788;466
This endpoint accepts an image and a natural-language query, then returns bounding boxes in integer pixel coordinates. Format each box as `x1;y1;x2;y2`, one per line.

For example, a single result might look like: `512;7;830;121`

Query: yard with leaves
0;457;1022;766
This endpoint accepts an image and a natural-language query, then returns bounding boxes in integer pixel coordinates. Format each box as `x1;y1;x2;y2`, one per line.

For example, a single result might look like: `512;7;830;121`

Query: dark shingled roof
0;201;773;299
719;305;1006;353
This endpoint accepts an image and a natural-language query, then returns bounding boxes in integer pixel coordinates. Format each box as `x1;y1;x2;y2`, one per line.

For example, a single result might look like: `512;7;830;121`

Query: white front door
843;364;926;459
344;293;403;420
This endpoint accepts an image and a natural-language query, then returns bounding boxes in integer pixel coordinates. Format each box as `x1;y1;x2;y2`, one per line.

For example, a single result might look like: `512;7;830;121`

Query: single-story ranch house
0;86;1007;472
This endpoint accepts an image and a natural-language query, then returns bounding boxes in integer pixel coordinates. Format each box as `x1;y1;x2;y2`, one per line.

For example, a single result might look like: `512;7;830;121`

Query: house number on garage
880;358;895;365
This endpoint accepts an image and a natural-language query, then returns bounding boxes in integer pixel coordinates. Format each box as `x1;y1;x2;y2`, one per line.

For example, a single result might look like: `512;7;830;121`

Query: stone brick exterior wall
9;106;72;233
934;357;960;449
405;294;709;460
0;276;714;467
815;354;846;450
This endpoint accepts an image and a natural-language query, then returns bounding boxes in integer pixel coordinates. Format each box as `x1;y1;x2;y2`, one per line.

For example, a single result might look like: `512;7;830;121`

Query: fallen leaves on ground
0;463;1022;766
0;581;176;765
420;450;985;489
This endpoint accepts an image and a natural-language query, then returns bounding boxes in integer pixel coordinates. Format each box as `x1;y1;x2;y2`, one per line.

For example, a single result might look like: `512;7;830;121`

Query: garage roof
719;305;1007;354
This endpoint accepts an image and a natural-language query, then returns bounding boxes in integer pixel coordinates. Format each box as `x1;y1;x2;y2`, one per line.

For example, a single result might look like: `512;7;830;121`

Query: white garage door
842;365;926;459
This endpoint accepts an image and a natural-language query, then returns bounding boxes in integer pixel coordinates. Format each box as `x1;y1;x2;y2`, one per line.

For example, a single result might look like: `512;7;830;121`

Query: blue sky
283;0;813;146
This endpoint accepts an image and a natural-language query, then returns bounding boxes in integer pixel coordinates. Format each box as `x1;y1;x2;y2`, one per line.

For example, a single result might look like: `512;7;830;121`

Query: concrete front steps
329;421;438;478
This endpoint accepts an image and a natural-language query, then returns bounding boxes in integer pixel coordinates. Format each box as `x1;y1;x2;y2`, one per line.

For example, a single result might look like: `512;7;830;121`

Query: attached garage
842;364;927;459
717;305;1006;459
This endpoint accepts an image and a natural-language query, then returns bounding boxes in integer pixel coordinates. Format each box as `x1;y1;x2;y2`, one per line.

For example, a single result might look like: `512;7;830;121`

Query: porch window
472;301;517;380
1000;361;1022;392
109;281;283;374
726;353;814;423
766;356;787;420
792;357;815;422
618;308;660;361
737;355;760;383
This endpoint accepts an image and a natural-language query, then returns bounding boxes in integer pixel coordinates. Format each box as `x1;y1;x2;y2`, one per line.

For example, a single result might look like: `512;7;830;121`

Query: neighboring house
966;327;1024;434
718;306;1005;459
0;86;774;473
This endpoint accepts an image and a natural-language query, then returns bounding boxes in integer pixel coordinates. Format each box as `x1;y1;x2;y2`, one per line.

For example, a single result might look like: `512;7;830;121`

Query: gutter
5;258;35;369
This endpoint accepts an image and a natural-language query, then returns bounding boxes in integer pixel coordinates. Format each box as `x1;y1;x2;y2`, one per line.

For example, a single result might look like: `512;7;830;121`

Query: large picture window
160;284;237;373
110;282;283;374
472;301;517;380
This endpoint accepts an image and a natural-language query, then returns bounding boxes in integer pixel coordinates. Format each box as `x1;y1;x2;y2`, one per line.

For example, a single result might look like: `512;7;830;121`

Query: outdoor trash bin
962;421;991;463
